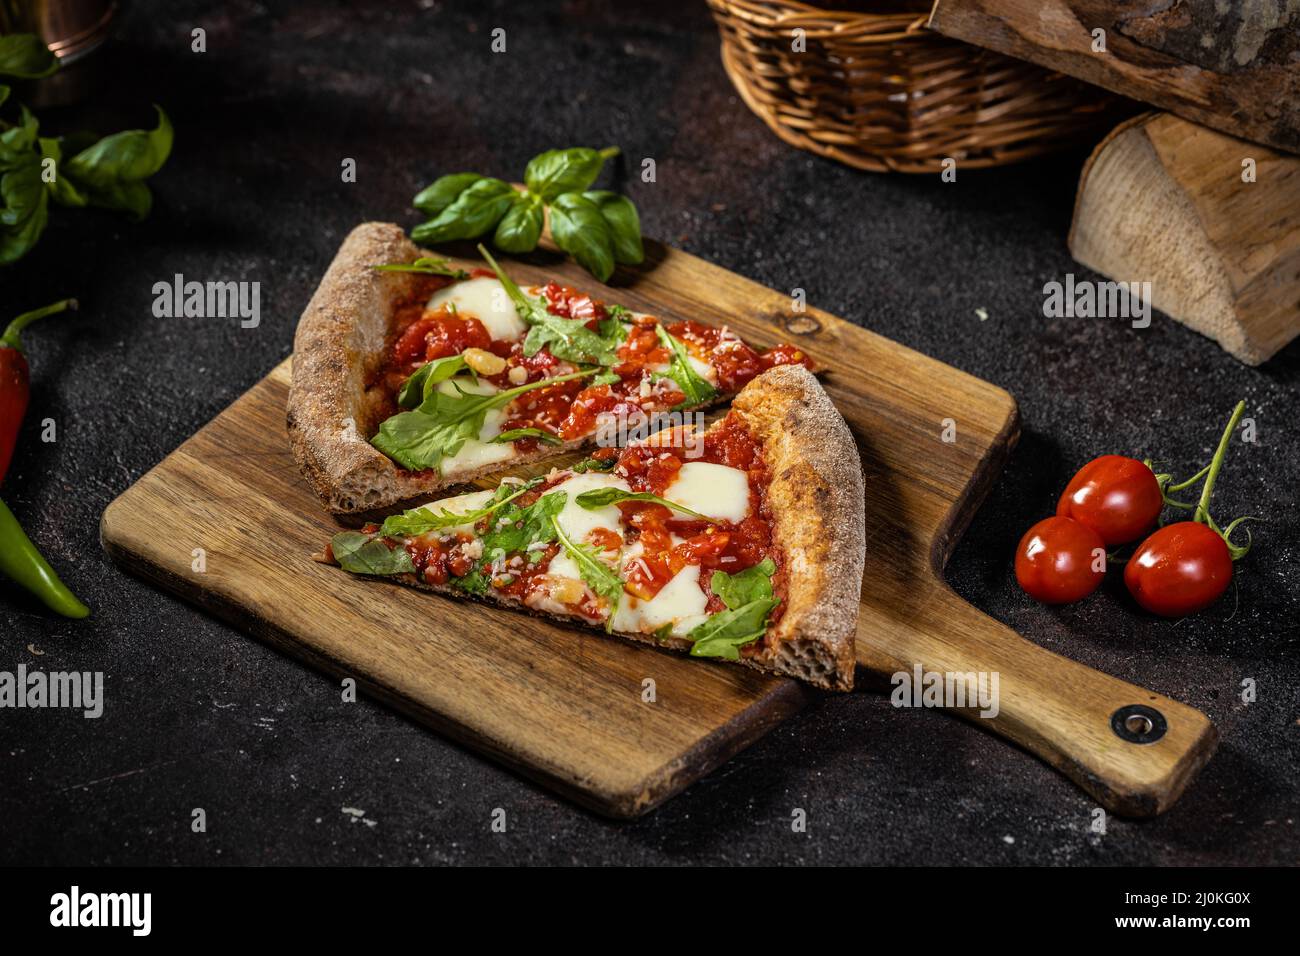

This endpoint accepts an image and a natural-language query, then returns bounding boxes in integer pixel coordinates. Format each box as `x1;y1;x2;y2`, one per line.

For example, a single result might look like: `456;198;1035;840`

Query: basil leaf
380;480;537;537
0;34;58;79
413;172;482;216
709;558;776;609
331;532;416;576
523;146;615;202
0;114;49;265
396;354;470;409
492;427;561;445
38;138;86;208
585;190;643;266
572;456;617;473
522;311;624;366
549;507;622;630
549;192;614;283
574;488;717;523
371;369;596;471
62;106;173;219
687;559;778;660
372;256;469;279
655;324;717;408
412;177;515;244
493;192;544;253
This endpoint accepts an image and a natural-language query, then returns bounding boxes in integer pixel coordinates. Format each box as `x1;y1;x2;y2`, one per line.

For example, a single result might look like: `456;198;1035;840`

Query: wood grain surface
929;0;1300;154
101;239;1218;817
1071;111;1300;365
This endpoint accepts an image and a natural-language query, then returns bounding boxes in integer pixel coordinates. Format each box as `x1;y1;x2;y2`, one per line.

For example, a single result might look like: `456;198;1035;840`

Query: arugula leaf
372;256;469;280
585;190;643;266
0;34;58;79
62;106;173;219
492;427;561;445
688;559;778;660
605;303;635;322
493;192;544;253
482;490;566;557
379;480;538;538
574;488;718;523
549;508;622;630
549;192;614;283
371;369;595;471
655;324;717;408
709;558;776;608
688;560;778;658
330;532;416;576
451;568;491;595
523;146;617;202
413;172;483;216
591;369;621;386
476;243;551;324
396;354;470;409
572;456;617;474
412;177;516;244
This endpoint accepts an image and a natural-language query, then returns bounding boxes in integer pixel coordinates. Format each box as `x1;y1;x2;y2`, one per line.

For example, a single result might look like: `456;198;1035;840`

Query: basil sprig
574;488;718;524
1;35;172;264
655;325;716;408
688;559;778;659
372;256;469;280
477;243;626;366
371;368;596;471
409;146;643;282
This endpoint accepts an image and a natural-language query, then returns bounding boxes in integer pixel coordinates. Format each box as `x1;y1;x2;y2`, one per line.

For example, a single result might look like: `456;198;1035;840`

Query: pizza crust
729;364;864;691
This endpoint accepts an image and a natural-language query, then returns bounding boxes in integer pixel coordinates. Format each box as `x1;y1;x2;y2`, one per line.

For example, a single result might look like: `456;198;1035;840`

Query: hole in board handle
1111;704;1168;745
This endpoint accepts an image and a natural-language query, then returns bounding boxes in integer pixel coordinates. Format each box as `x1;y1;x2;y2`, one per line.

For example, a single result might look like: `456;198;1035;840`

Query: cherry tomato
1057;455;1162;546
1015;516;1107;604
1124;522;1232;617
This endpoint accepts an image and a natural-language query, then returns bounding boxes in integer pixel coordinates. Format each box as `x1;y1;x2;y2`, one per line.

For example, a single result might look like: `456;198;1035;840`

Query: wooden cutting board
100;240;1218;818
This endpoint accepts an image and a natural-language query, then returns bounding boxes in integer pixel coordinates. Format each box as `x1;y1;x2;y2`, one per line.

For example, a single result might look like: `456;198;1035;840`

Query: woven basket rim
708;0;932;42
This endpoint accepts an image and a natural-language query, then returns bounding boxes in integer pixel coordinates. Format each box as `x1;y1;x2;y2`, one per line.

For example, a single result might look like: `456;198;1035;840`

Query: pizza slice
320;364;864;690
288;222;814;516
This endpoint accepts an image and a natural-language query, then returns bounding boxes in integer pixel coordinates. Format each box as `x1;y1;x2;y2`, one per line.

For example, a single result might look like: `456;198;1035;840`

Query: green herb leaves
372;256;469;280
477;242;627;366
549;510;622;630
330;532;416;576
379;480;537;538
371;369;595;471
410;146;643;282
396;353;470;409
0;36;172;264
492;427;561;445
688;559;778;660
655;325;717;408
574;488;717;523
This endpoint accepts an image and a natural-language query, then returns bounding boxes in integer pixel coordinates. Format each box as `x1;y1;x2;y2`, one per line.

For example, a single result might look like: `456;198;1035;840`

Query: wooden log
928;0;1300;154
1069;112;1300;365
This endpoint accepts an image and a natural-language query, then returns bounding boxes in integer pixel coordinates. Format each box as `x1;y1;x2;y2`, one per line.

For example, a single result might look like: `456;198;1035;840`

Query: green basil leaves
0;35;172;264
410;146;643;282
330;532;416;576
688;559;778;660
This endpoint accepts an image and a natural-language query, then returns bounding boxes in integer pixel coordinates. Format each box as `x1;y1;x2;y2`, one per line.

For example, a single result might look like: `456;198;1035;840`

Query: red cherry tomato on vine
1057;455;1163;546
1015;516;1107;604
1123;522;1232;617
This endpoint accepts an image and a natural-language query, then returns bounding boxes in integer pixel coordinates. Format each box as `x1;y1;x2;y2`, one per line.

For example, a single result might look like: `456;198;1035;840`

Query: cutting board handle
857;588;1218;817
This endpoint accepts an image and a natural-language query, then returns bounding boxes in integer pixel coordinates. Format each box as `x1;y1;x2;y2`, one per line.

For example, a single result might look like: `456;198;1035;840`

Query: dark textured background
2;0;1297;866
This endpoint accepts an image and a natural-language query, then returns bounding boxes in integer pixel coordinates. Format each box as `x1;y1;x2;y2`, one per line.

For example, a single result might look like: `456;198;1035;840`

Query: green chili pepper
0;497;89;618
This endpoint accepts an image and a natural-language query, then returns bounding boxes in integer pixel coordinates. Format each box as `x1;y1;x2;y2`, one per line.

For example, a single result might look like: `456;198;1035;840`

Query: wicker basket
707;0;1124;173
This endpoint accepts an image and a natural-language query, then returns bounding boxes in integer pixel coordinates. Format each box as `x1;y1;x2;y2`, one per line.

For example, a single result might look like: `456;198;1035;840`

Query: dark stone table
3;0;1296;866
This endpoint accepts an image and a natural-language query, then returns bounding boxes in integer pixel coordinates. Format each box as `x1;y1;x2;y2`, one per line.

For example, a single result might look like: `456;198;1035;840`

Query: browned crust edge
729;365;865;691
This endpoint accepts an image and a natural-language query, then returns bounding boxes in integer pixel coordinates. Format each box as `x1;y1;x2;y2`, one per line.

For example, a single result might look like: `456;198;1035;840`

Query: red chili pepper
1;299;77;486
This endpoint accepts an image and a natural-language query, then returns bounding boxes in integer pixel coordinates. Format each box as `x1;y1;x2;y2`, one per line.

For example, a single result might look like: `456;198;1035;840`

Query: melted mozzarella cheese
547;472;631;545
663;461;751;523
611;564;709;636
426;276;526;341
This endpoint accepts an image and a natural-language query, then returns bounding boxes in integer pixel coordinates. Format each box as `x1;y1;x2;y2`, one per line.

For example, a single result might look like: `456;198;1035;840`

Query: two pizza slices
288;223;864;690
